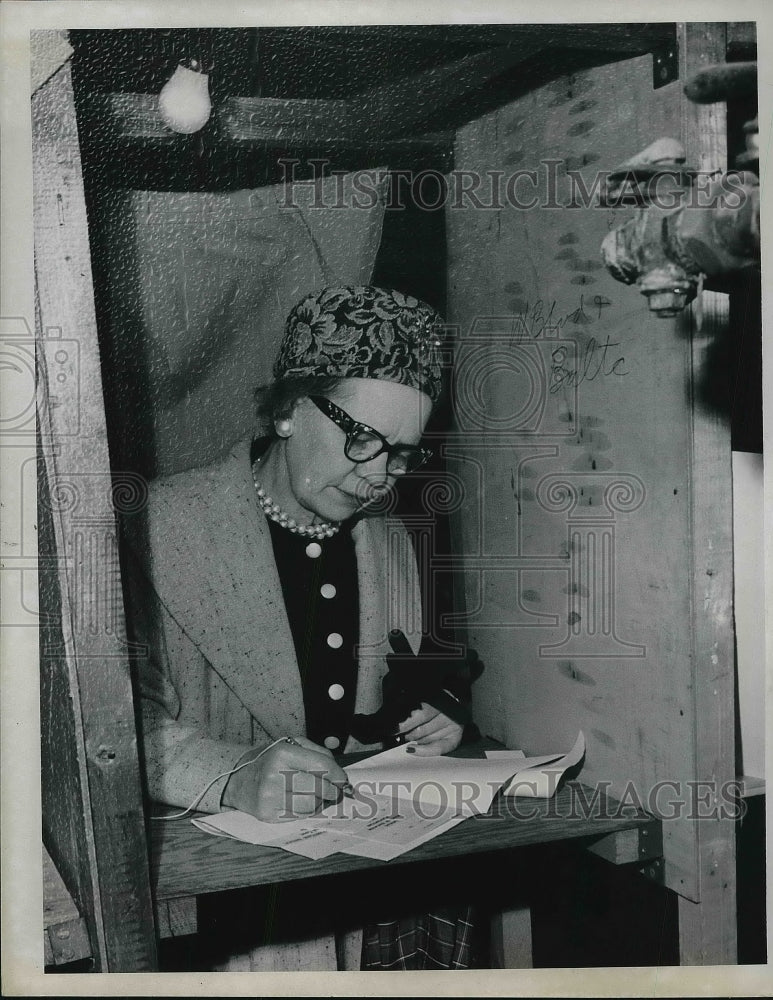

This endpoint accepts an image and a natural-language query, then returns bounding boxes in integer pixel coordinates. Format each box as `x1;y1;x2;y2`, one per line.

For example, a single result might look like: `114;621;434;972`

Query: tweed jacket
122;436;424;813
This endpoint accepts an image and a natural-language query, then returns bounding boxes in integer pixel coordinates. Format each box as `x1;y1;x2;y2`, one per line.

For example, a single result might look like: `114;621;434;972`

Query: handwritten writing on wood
550;336;628;394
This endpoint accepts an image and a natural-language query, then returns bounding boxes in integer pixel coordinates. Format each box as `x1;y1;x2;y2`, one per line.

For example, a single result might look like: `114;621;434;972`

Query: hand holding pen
385;629;467;755
222;735;354;822
392;702;465;755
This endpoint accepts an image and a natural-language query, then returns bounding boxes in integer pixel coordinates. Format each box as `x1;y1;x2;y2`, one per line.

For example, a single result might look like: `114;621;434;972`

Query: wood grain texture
44;918;92;968
33;60;157;971
676;22;737;967
585;822;662;866
447;50;698;895
446;37;735;919
490;905;533;969
336;928;364;971
150;782;660;900
42;847;91;966
212;934;338;972
153;898;198;939
42;846;81;928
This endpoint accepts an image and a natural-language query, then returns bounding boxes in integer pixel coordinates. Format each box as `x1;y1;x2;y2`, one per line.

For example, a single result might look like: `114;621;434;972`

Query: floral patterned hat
274;286;445;402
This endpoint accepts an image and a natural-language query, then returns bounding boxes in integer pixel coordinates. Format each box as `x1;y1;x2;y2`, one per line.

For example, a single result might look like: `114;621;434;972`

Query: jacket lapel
142;437;306;736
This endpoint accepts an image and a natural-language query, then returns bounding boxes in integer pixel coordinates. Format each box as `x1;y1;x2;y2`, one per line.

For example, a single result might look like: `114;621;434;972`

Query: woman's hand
397;702;464;756
221;736;350;822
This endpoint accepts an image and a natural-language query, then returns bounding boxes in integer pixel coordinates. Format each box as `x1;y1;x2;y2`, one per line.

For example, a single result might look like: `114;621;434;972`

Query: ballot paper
497;731;586;798
192;735;585;860
193;789;467;862
344;743;525;816
279;792;467;862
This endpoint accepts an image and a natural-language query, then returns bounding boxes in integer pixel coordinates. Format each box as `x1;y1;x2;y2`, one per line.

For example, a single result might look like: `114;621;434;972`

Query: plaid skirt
362;905;478;970
191;882;482;971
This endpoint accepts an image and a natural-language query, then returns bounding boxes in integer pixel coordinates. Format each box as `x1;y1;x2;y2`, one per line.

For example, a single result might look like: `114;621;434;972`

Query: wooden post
33;50;157;971
490;906;533;969
676;21;737;965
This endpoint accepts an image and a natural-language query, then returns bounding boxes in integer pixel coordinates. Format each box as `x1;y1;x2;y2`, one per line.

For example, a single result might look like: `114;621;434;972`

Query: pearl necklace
251;460;340;539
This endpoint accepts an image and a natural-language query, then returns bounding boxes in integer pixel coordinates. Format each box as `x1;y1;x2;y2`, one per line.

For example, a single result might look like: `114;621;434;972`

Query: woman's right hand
221;736;350;822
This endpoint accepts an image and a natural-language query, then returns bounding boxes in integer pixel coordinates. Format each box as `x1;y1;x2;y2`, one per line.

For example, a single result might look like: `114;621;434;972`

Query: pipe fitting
601;207;700;317
638;265;697;317
601;172;760;317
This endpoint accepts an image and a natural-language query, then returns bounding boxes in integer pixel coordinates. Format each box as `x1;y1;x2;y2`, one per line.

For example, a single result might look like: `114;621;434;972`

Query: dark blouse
251;438;360;750
266;517;360;750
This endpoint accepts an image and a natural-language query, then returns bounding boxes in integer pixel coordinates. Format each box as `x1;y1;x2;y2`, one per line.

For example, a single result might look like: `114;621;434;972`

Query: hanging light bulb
158;59;212;134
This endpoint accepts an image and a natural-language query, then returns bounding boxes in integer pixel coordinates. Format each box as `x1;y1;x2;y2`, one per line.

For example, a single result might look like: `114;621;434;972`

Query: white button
328;683;345;701
305;542;322;558
324;736;340;750
320;583;337;599
327;632;343;649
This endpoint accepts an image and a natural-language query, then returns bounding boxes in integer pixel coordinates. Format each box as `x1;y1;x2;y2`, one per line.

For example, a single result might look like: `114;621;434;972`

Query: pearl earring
275;419;292;437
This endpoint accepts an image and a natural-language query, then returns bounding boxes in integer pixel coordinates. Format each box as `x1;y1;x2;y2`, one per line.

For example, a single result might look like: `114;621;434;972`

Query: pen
334;780;356;798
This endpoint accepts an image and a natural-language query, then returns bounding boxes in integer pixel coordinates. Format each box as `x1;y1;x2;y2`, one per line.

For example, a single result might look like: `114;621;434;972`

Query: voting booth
30;23;762;972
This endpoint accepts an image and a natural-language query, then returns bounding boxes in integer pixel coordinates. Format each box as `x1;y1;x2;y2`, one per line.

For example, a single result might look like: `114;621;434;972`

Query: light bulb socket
179;56;214;75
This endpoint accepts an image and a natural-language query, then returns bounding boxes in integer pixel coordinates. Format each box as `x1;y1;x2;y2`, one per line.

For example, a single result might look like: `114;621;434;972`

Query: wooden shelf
738;775;766;798
150;781;662;904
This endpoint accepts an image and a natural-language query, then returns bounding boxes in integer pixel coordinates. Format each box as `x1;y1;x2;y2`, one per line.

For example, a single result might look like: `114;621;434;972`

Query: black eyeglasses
309;396;432;475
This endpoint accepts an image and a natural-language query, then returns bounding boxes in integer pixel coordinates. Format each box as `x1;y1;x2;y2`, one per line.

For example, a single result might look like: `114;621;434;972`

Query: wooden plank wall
33;52;158;970
445;29;735;945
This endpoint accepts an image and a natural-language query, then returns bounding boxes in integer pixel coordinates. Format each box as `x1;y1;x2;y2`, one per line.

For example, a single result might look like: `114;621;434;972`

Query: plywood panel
446;46;735;909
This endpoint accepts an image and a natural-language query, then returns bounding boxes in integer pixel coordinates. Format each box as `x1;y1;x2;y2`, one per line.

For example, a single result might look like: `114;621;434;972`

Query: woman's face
281;377;432;522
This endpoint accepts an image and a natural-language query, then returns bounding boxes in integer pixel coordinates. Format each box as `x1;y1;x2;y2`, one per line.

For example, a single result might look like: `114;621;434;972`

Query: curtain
99;168;388;477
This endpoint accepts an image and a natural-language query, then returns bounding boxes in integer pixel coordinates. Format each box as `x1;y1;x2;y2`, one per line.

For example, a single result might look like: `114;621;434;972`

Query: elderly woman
123;285;480;970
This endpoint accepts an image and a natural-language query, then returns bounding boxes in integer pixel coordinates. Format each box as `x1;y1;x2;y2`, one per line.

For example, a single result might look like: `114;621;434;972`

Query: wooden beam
33;56;158;971
82;43;549;147
586;822;663;866
296;23;676;55
77;24;679;151
80;90;456;154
